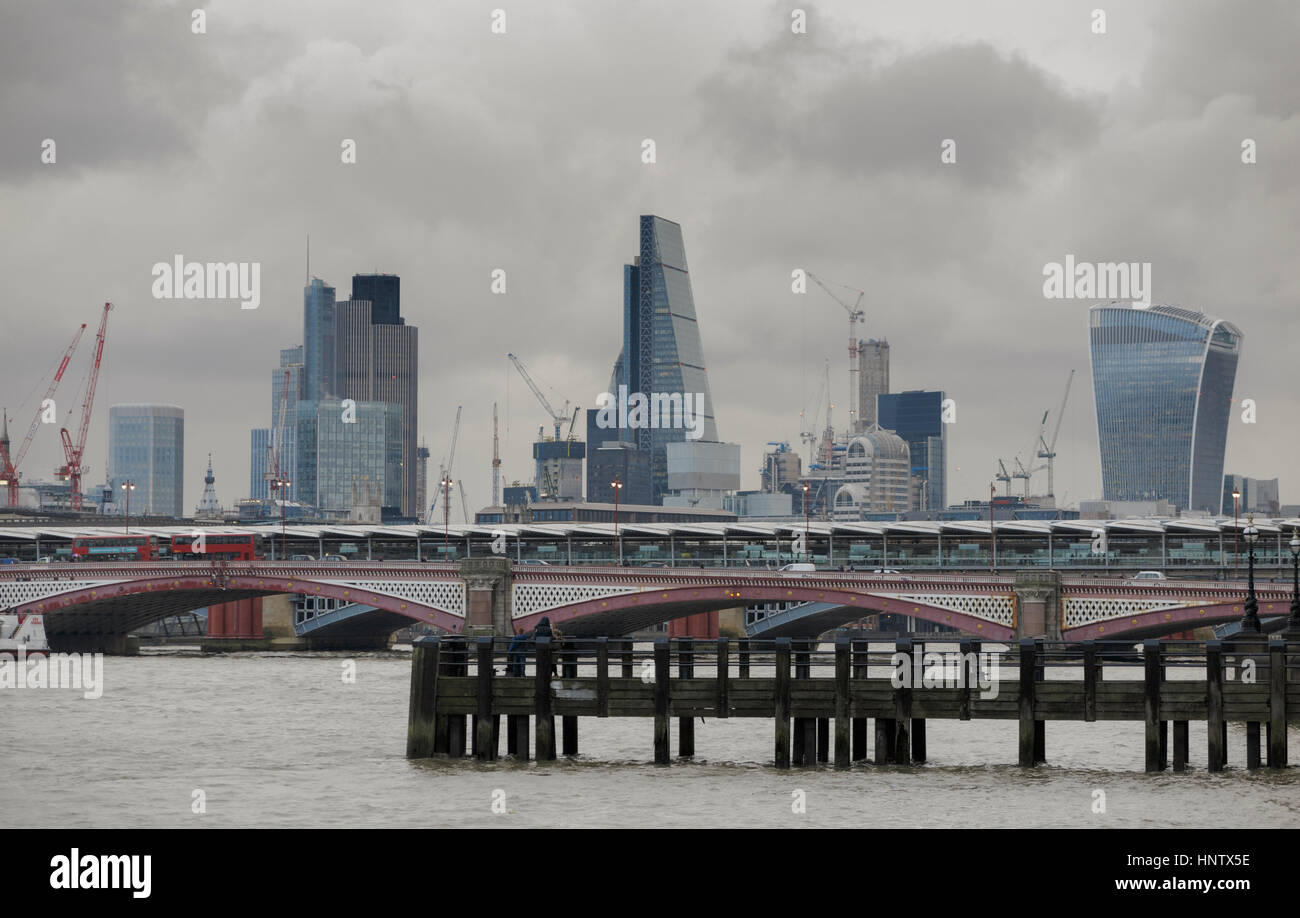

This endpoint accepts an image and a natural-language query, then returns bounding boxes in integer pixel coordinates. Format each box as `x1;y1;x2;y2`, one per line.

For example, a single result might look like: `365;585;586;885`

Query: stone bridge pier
1014;571;1061;641
459;558;513;636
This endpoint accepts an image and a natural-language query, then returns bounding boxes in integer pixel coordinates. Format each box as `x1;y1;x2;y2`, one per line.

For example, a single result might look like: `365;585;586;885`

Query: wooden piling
894;638;912;765
774;638;791;769
852;639;868;760
621;638;634;680
1083;641;1098;723
1246;722;1262;770
653;639;670;765
1207;641;1225;772
512;715;529;761
793;639;812;766
834;637;850;767
1173;720;1189;772
406;636;441;758
738;638;750;678
475;637;497;761
535;637;555;761
875;718;895;765
958;639;974;721
596;637;610;717
561;645;578;756
1143;640;1162;773
678;639;695;757
1269;640;1286;768
1018;638;1036;767
716;637;730;718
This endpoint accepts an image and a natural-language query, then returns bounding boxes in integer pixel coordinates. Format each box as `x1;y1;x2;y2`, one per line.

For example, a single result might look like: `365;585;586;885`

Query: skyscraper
1089;304;1242;513
877;390;947;512
295;398;403;514
303;278;336;401
108;404;185;518
857;338;890;430
249;428;269;500
609;215;724;503
270;346;303;501
334;285;419;517
350;274;401;326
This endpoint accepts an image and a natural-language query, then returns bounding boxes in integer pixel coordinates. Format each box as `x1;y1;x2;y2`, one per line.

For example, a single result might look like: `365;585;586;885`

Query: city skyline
2;1;1296;517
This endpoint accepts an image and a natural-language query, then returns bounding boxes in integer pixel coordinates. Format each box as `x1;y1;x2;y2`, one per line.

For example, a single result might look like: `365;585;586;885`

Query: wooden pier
406;636;1298;771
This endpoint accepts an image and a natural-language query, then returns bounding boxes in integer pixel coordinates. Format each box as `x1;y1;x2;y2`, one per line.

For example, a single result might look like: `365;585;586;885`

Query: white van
1132;570;1167;581
778;562;816;573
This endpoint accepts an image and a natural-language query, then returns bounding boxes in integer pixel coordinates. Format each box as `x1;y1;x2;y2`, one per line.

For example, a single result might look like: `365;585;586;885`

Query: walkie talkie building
1089;304;1242;514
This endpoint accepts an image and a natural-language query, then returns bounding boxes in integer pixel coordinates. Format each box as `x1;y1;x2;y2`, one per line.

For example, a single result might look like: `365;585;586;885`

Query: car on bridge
1131;570;1167;581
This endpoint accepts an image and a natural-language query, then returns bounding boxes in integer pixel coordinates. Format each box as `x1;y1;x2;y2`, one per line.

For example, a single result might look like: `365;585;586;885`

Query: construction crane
491;402;501;507
799;358;830;466
807;272;866;433
1013;457;1032;499
1;322;86;507
429;406;462;524
1035;369;1075;499
457;480;471;524
55;302;111;510
565;406;580;454
507;353;569;444
995;460;1012;496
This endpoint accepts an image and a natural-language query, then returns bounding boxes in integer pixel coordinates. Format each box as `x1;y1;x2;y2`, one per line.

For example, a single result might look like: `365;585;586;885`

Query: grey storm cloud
697;34;1102;186
0;0;265;181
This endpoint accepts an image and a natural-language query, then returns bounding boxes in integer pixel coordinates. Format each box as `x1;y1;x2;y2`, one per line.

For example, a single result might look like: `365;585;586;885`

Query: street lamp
272;477;291;560
120;480;136;534
611;477;623;565
802;483;811;564
1239;515;1262;634
1232;488;1241;577
1284;528;1300;640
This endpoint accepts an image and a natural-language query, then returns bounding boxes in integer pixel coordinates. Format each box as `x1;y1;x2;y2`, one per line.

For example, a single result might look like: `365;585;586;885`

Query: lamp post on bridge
1232;487;1241;578
120;480;135;534
1238;515;1262;635
1284;528;1300;640
272;477;291;560
802;482;810;564
611;477;623;565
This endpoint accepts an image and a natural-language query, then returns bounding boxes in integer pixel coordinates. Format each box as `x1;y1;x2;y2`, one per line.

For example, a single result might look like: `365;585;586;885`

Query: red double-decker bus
169;533;259;561
70;535;160;562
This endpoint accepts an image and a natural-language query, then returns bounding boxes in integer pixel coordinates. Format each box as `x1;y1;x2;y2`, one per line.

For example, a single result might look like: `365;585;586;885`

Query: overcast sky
2;0;1297;516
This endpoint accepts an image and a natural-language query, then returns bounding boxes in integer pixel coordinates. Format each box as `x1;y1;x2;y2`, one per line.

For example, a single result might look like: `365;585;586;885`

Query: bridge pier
459;557;513;635
48;633;140;656
1014;571;1061;641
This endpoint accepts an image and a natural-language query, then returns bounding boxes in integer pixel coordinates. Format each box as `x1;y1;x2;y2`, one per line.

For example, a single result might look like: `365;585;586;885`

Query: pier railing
407;635;1299;771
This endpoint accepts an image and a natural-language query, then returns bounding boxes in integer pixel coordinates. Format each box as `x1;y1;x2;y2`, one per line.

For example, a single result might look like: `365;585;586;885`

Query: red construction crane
0;323;86;507
55;302;112;510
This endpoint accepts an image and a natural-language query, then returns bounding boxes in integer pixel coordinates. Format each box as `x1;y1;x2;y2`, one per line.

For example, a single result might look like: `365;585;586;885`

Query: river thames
2;647;1297;829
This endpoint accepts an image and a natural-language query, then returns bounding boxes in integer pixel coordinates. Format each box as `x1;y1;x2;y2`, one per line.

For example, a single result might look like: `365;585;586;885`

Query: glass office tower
1089;304;1242;513
611;215;720;502
877;390;946;512
108;404;185;518
295;399;403;514
303;278;336;401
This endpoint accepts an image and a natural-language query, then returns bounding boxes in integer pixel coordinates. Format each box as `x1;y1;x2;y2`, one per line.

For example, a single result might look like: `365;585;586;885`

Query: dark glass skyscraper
877;390;946;511
610;216;719;502
1089;304;1242;513
351;274;402;326
303;278;336;401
